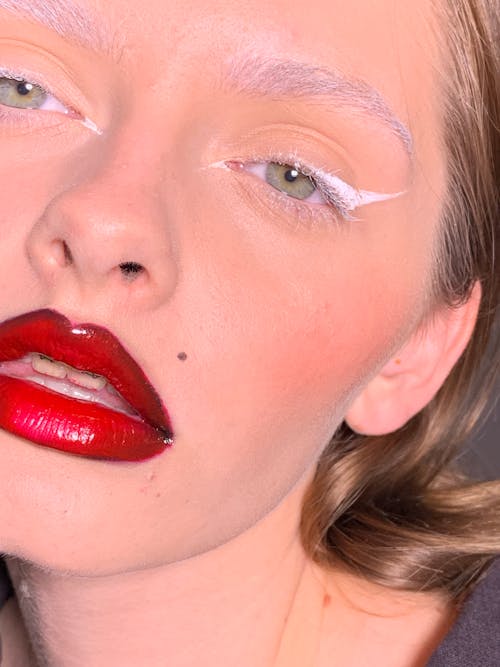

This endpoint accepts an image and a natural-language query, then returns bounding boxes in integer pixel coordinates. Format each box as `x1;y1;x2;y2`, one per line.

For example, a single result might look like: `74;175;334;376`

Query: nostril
119;262;145;279
62;241;73;265
48;239;73;267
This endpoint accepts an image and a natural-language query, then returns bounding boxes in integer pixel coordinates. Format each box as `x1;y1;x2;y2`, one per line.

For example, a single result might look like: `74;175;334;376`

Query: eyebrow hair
0;0;114;55
226;56;414;158
0;2;413;159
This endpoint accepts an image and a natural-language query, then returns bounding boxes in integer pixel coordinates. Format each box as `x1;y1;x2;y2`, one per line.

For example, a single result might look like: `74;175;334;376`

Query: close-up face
0;0;446;574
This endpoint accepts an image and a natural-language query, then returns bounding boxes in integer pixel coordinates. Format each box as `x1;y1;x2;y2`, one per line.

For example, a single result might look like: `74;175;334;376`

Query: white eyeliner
80;116;103;135
207;160;405;215
0;66;103;135
308;166;405;210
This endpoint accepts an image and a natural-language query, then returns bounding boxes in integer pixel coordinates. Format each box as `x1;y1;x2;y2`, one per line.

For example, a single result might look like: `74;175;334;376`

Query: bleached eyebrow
226;56;414;159
0;0;116;55
0;2;414;160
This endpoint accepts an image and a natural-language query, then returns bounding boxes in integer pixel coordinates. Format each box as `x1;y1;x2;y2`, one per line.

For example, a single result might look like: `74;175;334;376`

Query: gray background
462;385;499;480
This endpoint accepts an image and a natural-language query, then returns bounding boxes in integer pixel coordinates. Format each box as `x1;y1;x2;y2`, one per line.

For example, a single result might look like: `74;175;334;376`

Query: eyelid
0;64;102;134
207;156;406;220
0;64;72;111
0;67;69;114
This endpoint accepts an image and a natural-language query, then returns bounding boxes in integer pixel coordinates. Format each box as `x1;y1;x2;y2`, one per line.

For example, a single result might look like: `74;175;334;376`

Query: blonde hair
300;0;500;600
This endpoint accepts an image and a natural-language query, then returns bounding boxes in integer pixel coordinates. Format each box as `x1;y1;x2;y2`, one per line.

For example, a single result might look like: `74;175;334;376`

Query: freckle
323;594;331;608
139;486;148;494
155;492;161;498
177;352;188;361
147;471;156;482
395;358;402;365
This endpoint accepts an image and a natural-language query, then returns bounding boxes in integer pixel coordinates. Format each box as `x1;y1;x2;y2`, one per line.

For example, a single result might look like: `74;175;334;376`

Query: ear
345;282;481;435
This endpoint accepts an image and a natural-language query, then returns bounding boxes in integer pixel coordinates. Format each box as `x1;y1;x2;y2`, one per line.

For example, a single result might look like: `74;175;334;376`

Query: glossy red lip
0;309;173;461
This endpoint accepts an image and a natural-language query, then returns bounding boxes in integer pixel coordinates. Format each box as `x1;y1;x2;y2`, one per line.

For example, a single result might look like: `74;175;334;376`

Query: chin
0;435;272;577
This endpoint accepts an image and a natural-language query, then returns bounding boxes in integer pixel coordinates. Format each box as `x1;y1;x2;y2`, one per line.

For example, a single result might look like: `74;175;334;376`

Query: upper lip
0;309;172;435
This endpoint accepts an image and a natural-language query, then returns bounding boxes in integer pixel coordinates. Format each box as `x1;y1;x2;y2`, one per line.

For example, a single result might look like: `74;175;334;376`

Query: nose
25;130;179;313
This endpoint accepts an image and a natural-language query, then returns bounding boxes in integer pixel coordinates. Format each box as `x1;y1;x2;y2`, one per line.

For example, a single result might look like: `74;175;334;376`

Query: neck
7;476;327;667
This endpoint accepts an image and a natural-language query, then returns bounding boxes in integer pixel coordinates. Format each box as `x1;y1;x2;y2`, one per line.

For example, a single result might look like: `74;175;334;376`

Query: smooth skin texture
0;0;480;664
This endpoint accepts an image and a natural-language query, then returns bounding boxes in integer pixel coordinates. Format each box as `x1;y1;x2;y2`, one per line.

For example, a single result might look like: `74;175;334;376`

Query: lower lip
0;376;173;461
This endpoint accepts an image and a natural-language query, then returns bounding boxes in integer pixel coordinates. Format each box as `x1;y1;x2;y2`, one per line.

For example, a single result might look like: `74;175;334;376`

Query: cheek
142;228;429;561
0;148;435;572
165;201;431;473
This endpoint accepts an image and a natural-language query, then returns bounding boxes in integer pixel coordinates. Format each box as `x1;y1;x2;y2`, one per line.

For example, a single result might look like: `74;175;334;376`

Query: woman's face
0;0;444;573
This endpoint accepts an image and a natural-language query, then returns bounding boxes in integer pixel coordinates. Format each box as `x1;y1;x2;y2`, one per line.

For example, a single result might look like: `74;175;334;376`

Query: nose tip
25;177;179;312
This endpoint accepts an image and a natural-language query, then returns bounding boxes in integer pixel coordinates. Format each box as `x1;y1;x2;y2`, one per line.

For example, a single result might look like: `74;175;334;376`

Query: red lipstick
0;309;173;461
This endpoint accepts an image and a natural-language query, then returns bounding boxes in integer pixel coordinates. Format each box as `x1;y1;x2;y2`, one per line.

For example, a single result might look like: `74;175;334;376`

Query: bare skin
0;0;474;664
0;481;456;667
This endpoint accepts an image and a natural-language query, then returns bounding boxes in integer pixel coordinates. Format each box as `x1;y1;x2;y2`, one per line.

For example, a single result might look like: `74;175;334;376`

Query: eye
210;158;406;223
244;162;326;204
0;76;68;114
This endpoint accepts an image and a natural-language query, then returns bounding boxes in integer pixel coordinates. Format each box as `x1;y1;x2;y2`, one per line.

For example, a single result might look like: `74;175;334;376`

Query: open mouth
0;353;140;418
0;309;174;462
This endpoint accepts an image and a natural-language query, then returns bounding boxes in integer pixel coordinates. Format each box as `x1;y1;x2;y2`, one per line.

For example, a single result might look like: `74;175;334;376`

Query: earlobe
345;282;482;436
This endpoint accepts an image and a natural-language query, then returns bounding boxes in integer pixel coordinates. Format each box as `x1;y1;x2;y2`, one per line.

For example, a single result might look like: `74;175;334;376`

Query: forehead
1;0;440;95
0;0;443;172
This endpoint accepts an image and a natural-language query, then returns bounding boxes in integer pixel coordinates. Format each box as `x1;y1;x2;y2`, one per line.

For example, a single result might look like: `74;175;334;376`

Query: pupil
284;169;299;183
16;81;33;96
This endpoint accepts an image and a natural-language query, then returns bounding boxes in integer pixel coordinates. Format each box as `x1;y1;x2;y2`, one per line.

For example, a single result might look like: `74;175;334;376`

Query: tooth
66;368;107;391
32;353;68;379
26;374;137;417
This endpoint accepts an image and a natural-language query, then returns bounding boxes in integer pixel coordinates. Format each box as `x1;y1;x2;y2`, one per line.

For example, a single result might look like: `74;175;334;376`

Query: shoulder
426;559;500;667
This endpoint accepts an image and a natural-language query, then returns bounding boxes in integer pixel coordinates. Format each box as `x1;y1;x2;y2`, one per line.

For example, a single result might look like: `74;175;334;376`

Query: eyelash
0;69;400;224
0;67;101;133
220;154;357;224
0;67;71;113
215;151;406;227
214;151;405;225
252;157;354;221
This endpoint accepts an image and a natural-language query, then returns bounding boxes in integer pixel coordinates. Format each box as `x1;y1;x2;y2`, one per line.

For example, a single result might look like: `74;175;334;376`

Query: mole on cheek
177;352;188;361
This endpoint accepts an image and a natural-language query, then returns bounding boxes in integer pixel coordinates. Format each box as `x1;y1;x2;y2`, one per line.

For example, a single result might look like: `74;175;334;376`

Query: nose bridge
76;119;170;214
26;121;179;311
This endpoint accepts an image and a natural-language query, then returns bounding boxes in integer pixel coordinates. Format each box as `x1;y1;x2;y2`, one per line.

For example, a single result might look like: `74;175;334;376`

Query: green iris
265;163;316;199
0;78;47;109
